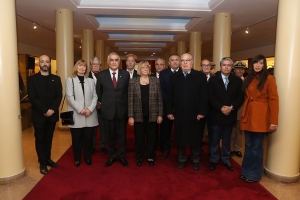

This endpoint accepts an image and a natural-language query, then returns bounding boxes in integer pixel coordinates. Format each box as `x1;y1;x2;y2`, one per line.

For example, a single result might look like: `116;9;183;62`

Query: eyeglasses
201;64;211;67
141;66;150;69
180;59;192;63
92;63;101;66
109;59;119;62
155;64;165;66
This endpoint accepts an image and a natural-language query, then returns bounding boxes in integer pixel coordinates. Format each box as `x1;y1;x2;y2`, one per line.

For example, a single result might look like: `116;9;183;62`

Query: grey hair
155;58;165;64
107;52;120;61
220;57;233;66
90;57;102;65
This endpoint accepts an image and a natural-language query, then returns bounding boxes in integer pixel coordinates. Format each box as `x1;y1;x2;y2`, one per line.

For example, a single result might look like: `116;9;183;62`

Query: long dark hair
242;54;268;92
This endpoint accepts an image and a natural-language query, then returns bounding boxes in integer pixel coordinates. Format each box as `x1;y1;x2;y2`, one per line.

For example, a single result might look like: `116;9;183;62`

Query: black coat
167;69;208;146
27;72;62;123
208;73;244;125
96;69;130;120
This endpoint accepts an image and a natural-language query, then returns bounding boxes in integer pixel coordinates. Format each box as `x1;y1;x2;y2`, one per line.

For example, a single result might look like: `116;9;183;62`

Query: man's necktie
225;77;229;90
183;72;187;78
112;72;117;89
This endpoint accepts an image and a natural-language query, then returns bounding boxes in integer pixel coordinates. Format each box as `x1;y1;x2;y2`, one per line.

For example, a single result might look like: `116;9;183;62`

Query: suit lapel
134;77;141;100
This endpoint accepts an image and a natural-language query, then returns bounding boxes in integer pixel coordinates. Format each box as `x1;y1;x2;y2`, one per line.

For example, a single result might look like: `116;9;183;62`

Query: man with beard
27;55;62;175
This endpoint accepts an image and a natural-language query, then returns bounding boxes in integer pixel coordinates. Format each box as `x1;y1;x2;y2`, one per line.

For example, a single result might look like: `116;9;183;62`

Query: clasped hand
221;106;232;116
80;108;91;117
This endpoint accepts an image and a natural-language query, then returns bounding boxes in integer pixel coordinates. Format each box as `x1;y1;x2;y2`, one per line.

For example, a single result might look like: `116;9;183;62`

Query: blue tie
225;77;229;90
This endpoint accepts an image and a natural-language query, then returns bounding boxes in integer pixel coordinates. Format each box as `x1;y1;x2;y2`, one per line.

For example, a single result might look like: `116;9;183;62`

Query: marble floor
0;126;299;200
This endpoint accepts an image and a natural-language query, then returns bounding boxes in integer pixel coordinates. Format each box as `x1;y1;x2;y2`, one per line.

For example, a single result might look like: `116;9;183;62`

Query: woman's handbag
60;79;75;125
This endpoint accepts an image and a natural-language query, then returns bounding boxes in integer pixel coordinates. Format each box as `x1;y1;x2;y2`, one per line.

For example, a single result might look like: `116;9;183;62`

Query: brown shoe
161;151;169;160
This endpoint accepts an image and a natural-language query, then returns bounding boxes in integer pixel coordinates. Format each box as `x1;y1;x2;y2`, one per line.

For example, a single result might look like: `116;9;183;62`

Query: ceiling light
79;46;81;49
245;27;249;34
151;55;153;56
125;52;127;54
153;53;155;54
33;23;37;30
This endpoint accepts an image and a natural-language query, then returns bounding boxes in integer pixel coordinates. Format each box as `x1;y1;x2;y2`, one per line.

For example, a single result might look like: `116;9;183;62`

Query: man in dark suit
96;52;130;167
167;53;208;170
159;54;181;160
88;56;107;155
151;58;165;78
27;55;62;175
208;57;244;171
126;54;138;79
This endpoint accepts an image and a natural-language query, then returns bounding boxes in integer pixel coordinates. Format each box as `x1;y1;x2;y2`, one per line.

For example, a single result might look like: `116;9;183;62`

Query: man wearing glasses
167;53;208;170
88;57;107;155
96;52;130;167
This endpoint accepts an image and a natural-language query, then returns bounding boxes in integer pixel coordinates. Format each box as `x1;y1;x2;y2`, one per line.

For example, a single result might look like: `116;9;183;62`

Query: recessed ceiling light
153;53;155;54
245;27;249;34
151;55;153;56
79;46;81;48
125;52;127;53
33;23;37;30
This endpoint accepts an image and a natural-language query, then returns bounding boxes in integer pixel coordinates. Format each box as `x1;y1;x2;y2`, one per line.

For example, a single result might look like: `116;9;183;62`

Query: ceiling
15;0;278;60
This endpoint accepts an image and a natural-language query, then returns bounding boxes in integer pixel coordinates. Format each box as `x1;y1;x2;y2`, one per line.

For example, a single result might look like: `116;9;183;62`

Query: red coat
240;75;279;132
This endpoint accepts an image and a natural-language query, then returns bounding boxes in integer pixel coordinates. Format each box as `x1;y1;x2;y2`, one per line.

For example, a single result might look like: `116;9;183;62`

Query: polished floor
0;126;300;200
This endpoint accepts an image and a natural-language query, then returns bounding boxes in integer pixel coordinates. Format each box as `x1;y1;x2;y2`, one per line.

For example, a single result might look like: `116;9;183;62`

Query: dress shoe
244;178;257;183
147;159;154;166
210;162;217;170
136;160;143;167
193;162;200;170
100;148;106;155
119;158;129;167
74;161;80;167
46;159;59;167
105;158;116;167
85;159;92;166
161;151;169;160
177;161;185;169
223;162;234;171
40;165;49;175
240;174;247;180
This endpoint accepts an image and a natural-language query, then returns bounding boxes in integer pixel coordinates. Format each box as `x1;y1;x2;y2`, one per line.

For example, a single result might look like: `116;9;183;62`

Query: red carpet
24;126;277;200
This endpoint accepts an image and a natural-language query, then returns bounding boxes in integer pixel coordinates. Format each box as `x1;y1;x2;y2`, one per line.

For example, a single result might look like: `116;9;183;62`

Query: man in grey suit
96;52;130;167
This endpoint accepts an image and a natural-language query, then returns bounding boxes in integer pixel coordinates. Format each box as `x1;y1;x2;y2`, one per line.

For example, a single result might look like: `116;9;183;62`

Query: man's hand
221;106;232;116
167;114;175;120
157;116;163;124
44;109;55;117
197;115;205;121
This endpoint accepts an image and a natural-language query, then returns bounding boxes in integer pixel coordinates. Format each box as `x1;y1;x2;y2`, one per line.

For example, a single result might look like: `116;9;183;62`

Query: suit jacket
27;72;62;123
240;75;278;132
159;67;182;115
127;69;138;79
66;76;98;128
88;71;98;84
166;69;208;146
208;73;244;125
96;69;130;120
128;76;163;122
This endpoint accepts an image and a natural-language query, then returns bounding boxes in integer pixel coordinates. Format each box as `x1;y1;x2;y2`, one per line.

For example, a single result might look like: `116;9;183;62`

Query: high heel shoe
74;161;80;167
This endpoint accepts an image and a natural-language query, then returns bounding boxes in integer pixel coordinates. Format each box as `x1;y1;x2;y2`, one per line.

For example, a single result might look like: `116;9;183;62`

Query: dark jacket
96;69;130;120
208;73;244;125
27;72;62;123
167;69;208;146
128;77;163;122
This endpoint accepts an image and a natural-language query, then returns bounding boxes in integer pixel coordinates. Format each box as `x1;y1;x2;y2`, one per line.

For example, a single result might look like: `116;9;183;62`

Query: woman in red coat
240;54;279;183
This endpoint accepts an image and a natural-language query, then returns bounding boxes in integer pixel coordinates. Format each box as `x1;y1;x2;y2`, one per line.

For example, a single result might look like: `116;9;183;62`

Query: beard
40;65;49;72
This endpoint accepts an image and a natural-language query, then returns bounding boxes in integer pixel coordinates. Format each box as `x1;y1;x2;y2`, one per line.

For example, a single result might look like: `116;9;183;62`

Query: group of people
27;52;279;184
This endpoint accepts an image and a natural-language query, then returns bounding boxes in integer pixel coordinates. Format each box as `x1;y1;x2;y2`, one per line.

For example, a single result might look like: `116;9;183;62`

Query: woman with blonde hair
128;61;163;167
66;59;98;167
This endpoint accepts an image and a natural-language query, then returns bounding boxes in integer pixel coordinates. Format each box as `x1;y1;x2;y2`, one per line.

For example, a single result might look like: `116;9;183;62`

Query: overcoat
128;76;163;122
66;76;98;128
208;73;244;125
240;75;279;132
166;69;208;146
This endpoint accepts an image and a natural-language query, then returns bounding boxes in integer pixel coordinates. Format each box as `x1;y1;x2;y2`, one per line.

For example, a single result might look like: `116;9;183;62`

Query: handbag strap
61;78;75;111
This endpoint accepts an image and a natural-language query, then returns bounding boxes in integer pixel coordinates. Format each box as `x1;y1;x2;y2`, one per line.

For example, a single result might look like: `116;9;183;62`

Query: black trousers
134;116;156;160
178;146;201;163
103;116;127;159
70;127;94;161
159;116;173;152
92;110;107;148
32;120;56;165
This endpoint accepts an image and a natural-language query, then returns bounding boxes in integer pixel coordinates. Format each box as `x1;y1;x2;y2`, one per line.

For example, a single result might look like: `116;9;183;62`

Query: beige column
0;0;25;184
212;13;231;71
82;29;94;73
164;50;170;65
95;40;105;71
264;0;300;183
190;32;202;70
56;9;74;130
104;46;111;70
169;46;176;55
177;41;186;56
